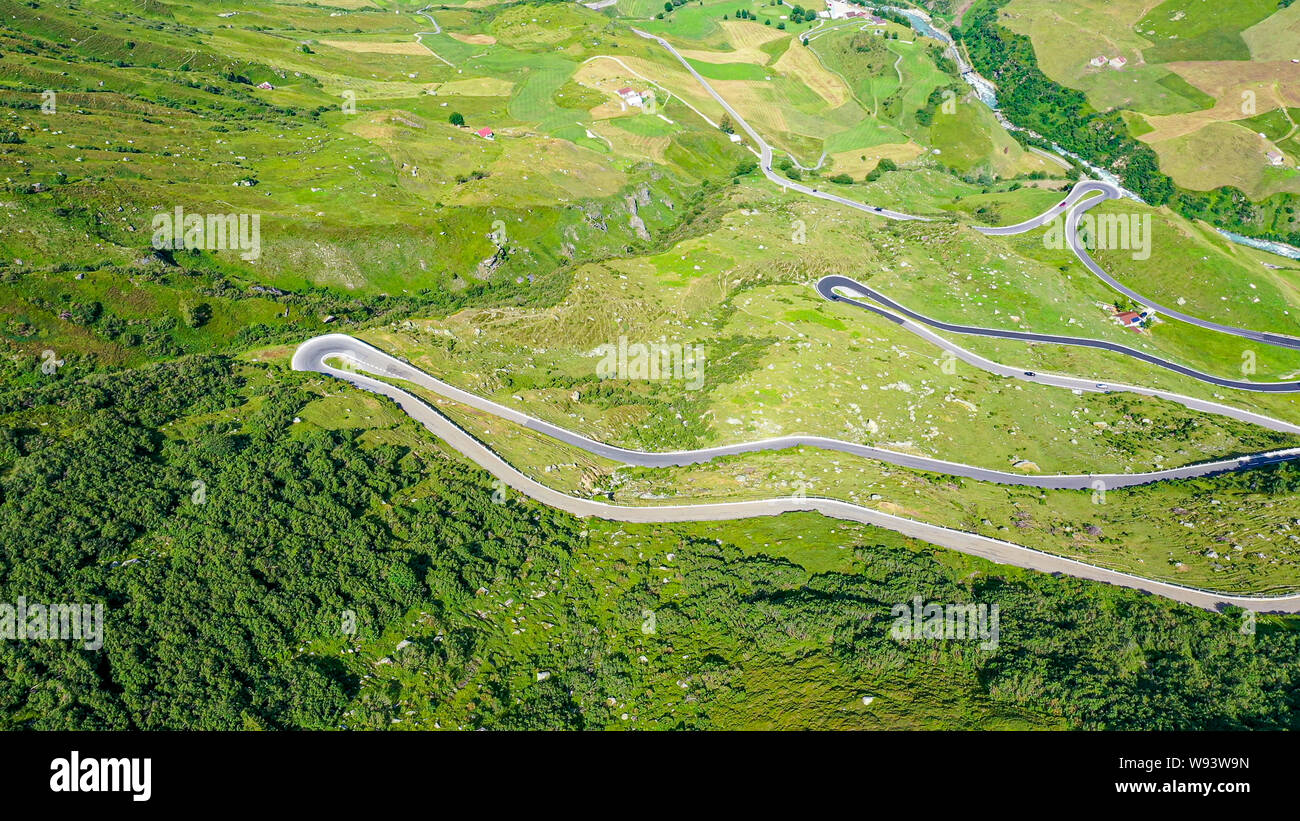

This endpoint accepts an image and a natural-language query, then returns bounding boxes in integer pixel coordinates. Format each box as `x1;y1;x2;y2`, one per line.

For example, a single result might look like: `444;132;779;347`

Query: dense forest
1;358;1299;729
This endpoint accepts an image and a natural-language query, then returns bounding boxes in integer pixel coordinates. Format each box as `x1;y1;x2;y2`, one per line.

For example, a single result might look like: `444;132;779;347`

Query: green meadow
9;0;1300;732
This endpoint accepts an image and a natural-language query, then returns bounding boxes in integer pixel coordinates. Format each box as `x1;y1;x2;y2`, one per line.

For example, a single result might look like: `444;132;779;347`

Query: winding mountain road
415;4;441;33
1063;192;1300;350
287;27;1300;613
818;275;1300;395
634;28;1300;353
293;334;1300;612
296;334;1300;484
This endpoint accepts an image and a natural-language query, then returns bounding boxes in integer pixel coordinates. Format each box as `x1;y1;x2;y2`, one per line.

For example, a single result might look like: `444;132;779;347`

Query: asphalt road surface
818;275;1300;394
972;179;1112;236
293;334;1300;612
1063;184;1300;350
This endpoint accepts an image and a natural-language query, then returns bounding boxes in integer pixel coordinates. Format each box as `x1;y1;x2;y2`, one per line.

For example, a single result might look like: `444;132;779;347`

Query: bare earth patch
447;32;498;45
319;39;431;55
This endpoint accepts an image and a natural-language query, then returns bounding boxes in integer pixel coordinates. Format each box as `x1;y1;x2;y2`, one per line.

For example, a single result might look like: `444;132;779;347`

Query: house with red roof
1115;310;1150;328
475;127;494;140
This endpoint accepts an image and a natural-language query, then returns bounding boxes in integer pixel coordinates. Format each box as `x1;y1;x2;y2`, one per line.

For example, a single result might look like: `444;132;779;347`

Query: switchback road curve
818;275;1300;394
1063;184;1300;351
293;333;1300;612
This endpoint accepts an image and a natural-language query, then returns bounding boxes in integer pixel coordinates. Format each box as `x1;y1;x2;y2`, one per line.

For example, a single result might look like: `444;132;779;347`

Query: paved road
414;4;441;33
413;4;455;67
818;275;1300;394
1061;185;1300;350
292;333;1300;612
971;179;1112;236
296;333;1300;482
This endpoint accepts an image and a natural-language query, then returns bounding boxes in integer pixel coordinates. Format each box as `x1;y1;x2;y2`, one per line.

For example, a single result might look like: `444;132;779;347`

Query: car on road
1024;371;1036;377
873;206;882;212
1057;201;1067;208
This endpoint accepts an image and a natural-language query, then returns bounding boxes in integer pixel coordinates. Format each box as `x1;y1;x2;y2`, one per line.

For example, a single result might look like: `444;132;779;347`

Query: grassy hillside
361;178;1300;464
0;0;760;380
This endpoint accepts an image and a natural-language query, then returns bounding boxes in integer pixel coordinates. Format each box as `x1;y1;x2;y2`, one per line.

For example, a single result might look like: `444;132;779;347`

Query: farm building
1115;310;1150;327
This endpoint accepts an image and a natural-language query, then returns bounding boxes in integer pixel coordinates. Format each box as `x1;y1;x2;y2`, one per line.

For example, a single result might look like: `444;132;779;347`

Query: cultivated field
1001;0;1300;198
